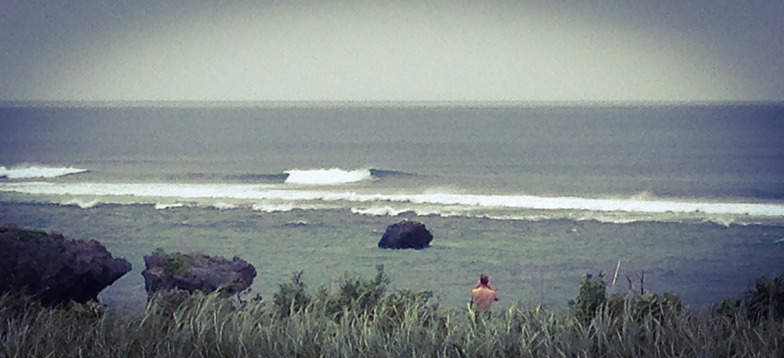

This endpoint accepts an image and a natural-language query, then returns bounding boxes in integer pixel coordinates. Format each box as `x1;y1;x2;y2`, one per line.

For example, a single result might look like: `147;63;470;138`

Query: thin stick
539;267;544;305
611;258;621;289
640;270;645;295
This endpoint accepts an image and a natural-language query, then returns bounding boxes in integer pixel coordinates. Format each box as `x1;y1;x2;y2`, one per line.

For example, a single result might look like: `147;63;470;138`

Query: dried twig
611;258;621;289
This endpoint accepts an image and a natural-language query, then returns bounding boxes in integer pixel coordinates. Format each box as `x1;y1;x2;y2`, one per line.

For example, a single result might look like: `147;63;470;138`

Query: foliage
569;273;607;322
717;274;784;323
570;272;683;325
0;226;51;242
312;264;389;319
146;289;193;317
272;270;311;318
162;252;190;276
1;272;783;357
607;291;683;323
744;274;784;322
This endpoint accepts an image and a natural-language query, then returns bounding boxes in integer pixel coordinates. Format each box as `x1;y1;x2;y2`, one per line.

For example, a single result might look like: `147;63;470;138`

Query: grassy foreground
1;268;782;357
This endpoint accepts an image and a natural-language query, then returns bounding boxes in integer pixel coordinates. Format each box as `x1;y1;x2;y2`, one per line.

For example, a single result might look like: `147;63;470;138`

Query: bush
607;291;683;322
569;273;607;322
162;252;190;276
570;272;683;323
377;288;440;332
745;274;784;322
312;264;389;319
272;271;311;318
713;274;784;323
742;274;784;322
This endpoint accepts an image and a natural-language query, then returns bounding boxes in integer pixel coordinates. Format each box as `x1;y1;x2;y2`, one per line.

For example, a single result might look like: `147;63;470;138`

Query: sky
1;1;783;103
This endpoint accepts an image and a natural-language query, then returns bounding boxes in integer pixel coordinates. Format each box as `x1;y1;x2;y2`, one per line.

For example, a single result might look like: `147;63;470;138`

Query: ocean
1;103;783;309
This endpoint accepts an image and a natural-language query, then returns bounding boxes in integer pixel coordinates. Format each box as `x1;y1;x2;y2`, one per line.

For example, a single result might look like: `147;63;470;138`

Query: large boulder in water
378;220;433;249
141;249;257;299
0;226;132;307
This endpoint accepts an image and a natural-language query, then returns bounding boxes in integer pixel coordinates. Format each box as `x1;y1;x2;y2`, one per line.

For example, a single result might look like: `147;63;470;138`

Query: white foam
0;165;88;179
251;203;295;212
2;181;783;222
61;199;100;208
351;206;406;216
0;182;273;199
154;203;184;210
211;202;237;210
284;168;374;185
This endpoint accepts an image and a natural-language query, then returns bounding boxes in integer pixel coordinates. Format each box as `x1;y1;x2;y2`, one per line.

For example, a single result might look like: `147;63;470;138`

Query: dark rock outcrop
0;226;132;307
377;220;433;249
141;249;256;299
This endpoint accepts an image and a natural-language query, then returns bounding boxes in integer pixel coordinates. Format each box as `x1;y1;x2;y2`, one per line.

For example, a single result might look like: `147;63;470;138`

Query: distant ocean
2;103;783;225
2;103;784;309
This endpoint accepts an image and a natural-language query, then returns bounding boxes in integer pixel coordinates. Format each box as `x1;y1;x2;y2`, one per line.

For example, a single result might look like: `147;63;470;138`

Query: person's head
479;274;490;285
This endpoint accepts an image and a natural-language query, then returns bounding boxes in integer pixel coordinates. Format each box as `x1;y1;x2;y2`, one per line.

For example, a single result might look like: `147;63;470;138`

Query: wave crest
284;168;375;185
0;165;88;179
2;181;784;224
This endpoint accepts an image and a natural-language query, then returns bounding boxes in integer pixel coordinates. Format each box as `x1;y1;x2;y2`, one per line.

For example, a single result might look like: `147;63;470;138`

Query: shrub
312;264;389;319
570;272;683;324
162;252;190;276
569;273;607;322
0;226;50;242
713;274;784;323
273;270;311;318
743;274;784;322
377;288;440;332
607;291;683;322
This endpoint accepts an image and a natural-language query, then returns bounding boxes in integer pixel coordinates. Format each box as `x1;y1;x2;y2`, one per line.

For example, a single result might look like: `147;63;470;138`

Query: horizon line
2;99;783;109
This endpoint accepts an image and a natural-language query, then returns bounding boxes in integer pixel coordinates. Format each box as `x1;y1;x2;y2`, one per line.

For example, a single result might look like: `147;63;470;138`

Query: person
470;273;499;315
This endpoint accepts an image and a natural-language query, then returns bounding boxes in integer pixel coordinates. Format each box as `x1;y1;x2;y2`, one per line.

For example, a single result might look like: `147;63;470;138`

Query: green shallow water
2;202;783;311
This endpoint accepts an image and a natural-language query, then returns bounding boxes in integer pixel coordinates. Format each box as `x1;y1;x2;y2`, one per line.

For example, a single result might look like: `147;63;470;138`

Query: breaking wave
0;165;88;179
154;203;185;210
284;168;375;185
182;168;410;184
1;181;784;225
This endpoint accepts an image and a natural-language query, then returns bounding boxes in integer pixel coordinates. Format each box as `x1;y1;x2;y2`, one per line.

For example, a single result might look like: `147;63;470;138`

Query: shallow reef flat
1;201;783;310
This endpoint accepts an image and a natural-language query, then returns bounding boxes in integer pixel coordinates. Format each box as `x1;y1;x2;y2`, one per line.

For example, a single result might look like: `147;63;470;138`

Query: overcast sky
1;1;782;102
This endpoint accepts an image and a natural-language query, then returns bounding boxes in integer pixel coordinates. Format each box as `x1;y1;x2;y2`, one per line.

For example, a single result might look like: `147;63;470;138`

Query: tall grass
1;271;782;357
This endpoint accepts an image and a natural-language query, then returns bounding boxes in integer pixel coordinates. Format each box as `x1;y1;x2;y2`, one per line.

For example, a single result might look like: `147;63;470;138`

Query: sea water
1;103;783;308
2;103;783;224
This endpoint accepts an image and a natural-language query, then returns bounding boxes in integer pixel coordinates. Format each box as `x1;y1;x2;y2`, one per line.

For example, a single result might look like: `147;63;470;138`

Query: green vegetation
569;272;683;324
272;270;310;318
1;271;782;357
0;225;50;242
569;272;608;322
162;251;191;276
744;274;784;322
716;274;784;324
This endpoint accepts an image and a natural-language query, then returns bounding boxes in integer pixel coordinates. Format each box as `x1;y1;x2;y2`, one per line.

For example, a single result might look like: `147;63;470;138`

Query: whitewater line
1;181;783;217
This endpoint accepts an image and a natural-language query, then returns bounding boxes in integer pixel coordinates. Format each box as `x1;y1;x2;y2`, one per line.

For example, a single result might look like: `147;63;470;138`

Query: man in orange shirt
470;273;499;316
